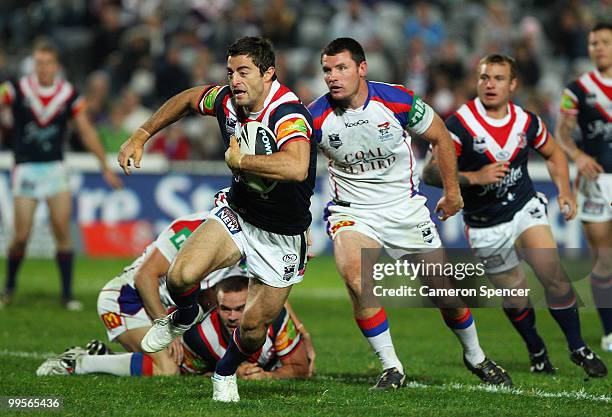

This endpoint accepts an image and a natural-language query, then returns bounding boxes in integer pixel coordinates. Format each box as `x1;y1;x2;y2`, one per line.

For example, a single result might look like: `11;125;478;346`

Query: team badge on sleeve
199;86;222;115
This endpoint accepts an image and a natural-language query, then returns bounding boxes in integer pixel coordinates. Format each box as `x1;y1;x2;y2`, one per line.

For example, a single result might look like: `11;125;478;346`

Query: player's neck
346;81;368;110
482;102;509;119
596;65;612;79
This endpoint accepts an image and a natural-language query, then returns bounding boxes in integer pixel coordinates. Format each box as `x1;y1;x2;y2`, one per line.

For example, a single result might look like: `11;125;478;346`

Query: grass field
0;256;610;417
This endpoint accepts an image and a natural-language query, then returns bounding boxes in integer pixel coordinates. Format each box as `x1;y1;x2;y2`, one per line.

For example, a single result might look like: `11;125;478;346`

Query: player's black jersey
560;71;612;172
446;98;549;228
0;75;83;164
196;82;316;235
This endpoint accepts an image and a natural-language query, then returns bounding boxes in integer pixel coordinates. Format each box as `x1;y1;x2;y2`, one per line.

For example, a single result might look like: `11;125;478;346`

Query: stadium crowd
0;0;609;160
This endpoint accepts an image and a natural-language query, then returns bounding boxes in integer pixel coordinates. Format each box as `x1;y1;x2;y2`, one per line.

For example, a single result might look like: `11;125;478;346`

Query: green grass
0;256;610;417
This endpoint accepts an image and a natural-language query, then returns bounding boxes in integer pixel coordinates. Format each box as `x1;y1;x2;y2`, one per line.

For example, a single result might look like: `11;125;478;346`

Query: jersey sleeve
196;85;224;116
70;93;86;117
271;307;302;358
407;94;435;135
269;103;313;150
154;217;206;263
531;115;549;150
0;80;16;105
444;114;466;157
559;82;581;116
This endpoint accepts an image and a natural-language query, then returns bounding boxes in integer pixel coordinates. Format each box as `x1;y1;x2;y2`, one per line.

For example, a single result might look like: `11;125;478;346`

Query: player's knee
9;238;27;253
168;259;199;288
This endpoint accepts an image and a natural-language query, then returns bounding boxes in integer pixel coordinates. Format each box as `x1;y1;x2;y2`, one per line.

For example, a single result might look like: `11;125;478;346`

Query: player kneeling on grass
36;210;314;378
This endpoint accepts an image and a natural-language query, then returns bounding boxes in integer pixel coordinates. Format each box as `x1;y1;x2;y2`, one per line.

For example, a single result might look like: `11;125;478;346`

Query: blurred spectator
98;102;131;153
473;2;514;56
404;2;446;51
549;2;591;62
514;41;541;89
429;40;467;90
91;3;125;71
148;123;190;160
120;88;153;133
261;0;297;48
329;0;378;47
84;70;112;125
402;37;430;96
154;42;191;103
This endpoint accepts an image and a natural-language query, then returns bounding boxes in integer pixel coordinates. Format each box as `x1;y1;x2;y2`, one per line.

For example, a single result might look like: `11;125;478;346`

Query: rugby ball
237;121;278;193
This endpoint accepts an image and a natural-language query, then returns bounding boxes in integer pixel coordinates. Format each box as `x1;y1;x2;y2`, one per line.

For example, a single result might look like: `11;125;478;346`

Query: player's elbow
285;163;308;182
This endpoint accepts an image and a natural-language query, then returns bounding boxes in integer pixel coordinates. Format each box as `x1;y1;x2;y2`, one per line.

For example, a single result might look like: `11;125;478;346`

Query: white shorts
208;205;307;288
324;196;441;253
466;194;550;274
97;270;152;342
12;161;70;199
577;173;612;223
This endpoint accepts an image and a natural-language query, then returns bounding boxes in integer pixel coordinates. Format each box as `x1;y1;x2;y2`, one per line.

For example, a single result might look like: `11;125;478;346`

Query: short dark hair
32;36;59;58
216;275;249;294
591;22;612;33
226;36;277;81
478;54;518;80
321;37;366;65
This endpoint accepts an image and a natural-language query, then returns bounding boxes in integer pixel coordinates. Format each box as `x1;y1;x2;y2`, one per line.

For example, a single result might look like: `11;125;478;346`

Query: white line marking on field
405;381;611;403
318;375;610;403
0;349;54;359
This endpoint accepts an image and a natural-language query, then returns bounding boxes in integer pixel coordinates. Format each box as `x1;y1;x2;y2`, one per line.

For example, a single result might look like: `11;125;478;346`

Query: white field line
0;349;55;360
317;376;611;404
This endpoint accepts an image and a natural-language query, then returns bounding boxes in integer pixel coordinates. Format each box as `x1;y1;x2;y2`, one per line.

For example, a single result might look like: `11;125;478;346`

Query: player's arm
133;248;171;320
418;114;463;220
535;135;576;220
284;301;315;377
73;110;123;189
226;137;310;181
555;112;603;180
422;152;509;188
117;86;205;175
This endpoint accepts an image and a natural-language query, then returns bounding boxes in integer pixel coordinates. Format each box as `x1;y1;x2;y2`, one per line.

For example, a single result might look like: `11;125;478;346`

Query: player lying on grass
37;274;311;379
36;208;314;378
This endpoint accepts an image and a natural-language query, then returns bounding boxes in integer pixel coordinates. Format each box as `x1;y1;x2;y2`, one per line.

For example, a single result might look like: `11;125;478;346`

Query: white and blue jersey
309;80;434;205
446;98;549;228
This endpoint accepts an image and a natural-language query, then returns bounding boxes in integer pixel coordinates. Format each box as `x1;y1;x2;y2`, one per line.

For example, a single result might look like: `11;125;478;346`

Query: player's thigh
12;197;38;241
116;327;178;375
516;225;570;292
46;191;72;239
169;219;242;286
241;278;292;331
333;230;382;285
582;221;612;268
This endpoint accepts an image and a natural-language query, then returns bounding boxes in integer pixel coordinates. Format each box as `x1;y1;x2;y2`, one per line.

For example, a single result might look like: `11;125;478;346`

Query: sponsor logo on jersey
417;222;435;244
586;120;612;140
408;96;426;128
214;207;241;235
278;118;308;140
583;200;604;215
282;254;298;264
377;122;393;142
560;92;578;111
101;312;122;330
203;86;222;112
345;119;369;128
226;117;237;136
496;150;511;160
517;132;527;149
283;264;296;281
477;166;523;199
330;220;355;234
170;227;193;250
328;133;342;149
473;136;487;154
586;93;597;107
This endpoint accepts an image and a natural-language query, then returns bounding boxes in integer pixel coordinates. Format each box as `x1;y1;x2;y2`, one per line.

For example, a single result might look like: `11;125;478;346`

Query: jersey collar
474;97;512;127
